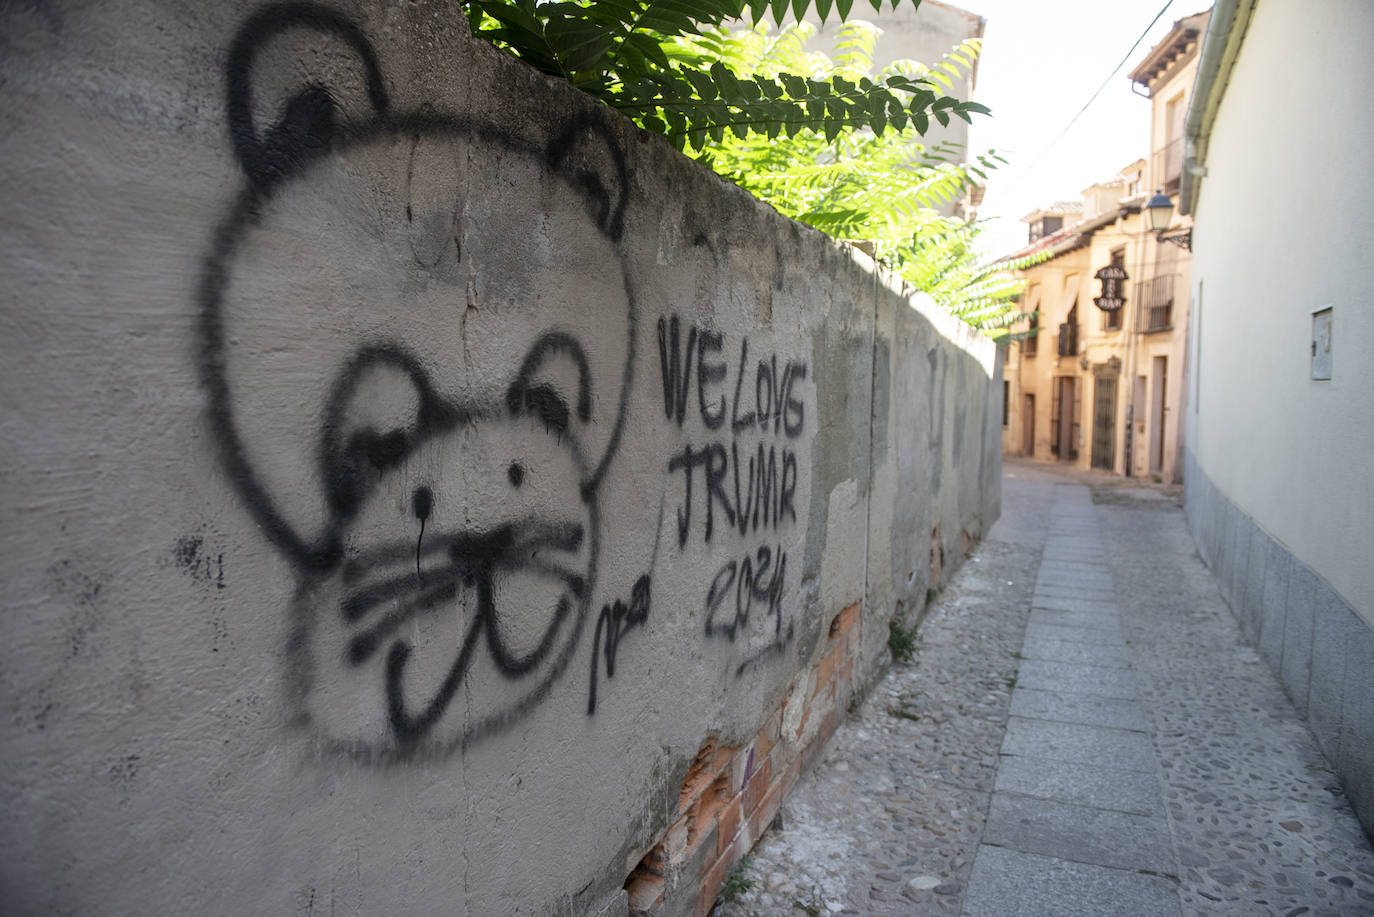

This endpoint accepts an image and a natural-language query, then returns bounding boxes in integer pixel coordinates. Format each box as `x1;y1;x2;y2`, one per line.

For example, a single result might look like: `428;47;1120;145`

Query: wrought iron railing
1136;274;1175;332
1057;322;1078;357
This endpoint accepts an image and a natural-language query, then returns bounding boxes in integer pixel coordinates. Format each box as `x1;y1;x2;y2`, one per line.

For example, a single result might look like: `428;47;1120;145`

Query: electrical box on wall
1311;306;1333;380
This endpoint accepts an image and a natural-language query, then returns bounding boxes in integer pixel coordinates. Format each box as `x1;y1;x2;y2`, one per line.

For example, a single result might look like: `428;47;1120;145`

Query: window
1023;286;1040;357
1058;302;1079;357
1057;276;1079;357
1029;216;1063;242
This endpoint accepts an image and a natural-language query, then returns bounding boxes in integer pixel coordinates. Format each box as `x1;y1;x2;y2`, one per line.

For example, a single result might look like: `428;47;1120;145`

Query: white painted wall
1186;0;1374;622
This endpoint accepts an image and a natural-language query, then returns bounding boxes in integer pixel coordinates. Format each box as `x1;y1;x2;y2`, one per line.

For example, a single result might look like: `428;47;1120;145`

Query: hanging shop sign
1093;264;1128;312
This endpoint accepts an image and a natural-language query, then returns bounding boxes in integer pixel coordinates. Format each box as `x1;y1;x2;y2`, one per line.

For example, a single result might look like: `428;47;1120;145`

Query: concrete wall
1183;0;1374;836
0;2;1001;915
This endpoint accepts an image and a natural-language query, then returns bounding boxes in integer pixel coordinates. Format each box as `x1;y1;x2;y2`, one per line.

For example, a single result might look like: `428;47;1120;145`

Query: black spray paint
198;3;638;760
657;313;808;673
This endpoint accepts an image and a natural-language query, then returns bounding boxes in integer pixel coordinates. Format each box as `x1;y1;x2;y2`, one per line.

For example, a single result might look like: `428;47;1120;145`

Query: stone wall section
1185;451;1374;840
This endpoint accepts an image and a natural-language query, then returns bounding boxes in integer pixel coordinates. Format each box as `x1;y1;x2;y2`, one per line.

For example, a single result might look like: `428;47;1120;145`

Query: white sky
961;0;1198;257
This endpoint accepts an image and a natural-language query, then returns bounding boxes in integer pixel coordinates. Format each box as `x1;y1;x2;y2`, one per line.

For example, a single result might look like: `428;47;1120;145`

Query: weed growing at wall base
718;854;756;903
888;618;916;663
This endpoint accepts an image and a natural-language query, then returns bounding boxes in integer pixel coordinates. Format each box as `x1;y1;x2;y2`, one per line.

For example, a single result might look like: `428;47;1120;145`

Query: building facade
999;11;1208;484
1180;0;1374;836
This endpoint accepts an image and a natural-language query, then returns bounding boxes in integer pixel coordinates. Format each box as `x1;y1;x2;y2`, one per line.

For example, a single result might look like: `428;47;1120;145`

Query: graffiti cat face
200;5;635;759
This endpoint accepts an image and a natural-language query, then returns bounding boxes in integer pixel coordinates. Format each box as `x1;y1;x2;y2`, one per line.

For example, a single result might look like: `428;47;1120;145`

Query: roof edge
1181;0;1259;216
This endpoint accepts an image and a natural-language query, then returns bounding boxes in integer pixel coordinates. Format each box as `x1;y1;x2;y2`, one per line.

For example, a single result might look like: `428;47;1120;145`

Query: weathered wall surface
0;3;1001;914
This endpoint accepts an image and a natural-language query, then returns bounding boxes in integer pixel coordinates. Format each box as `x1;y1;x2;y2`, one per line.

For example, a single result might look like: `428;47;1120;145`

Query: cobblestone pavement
715;459;1374;916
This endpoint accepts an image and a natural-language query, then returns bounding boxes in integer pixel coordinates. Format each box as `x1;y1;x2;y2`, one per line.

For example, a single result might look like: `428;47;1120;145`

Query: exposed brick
747;778;785;841
845;623;861;659
712;742;738;777
663;811;693;868
682;797;703;850
696;845;739;917
814;641;843;691
756;714;778;760
836;601;861;637
716;796;743;858
780;753;802;797
679;738;717;814
818;695;845;746
686;817;718;865
626;844;666;915
730;744;757;796
625;870;665;914
742;757;772;816
799;720;830;773
696;774;730;832
837;657;854;687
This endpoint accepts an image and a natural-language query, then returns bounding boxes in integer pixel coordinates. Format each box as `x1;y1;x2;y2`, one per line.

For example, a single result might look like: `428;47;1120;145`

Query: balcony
1151;137;1183;192
1136;274;1175;332
1057;322;1078;357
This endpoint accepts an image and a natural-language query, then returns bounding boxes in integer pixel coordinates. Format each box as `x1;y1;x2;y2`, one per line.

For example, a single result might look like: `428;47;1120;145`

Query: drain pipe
1180;0;1258;217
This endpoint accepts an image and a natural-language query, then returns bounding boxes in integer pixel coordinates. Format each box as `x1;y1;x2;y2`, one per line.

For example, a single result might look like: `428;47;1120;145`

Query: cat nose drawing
295;332;602;755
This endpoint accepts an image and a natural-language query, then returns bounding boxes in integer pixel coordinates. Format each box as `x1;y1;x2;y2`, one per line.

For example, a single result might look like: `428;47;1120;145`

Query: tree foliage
463;1;1030;334
675;20;1031;334
462;0;988;151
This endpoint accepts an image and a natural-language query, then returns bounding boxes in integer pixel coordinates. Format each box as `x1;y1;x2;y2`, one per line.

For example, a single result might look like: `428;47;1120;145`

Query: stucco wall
1185;0;1374;626
1184;0;1374;836
0;2;1001;915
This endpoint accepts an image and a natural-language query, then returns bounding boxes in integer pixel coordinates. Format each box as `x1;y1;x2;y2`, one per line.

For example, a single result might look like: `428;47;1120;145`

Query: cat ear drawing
225;2;390;191
549;117;630;244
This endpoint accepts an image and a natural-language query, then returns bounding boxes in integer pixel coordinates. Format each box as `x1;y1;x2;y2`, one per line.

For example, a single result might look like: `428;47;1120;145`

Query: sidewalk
716;459;1374;916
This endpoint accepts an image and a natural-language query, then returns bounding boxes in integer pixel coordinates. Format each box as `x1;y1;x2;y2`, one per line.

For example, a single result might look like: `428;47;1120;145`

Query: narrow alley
717;459;1374;916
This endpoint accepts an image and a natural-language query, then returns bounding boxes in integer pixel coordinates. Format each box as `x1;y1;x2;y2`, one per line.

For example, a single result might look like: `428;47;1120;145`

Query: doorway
1050;376;1078;461
1150;356;1168;475
1022;394;1035;455
1091;373;1117;471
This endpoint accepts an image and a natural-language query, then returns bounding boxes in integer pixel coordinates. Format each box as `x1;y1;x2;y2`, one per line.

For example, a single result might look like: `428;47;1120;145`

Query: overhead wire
994;0;1178;199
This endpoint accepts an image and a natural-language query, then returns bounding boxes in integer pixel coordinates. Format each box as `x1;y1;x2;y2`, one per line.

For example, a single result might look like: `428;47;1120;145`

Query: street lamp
1145;188;1174;232
1145;187;1191;249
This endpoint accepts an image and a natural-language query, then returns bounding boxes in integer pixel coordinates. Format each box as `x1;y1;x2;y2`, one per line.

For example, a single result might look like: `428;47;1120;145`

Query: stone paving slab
1039;551;1109;565
982;792;1176;873
993;753;1164;816
1027;608;1123;634
1009;686;1150;732
1019;635;1131;668
1022;620;1126;647
962;846;1181;917
1033;583;1118;600
1035;574;1116;592
1002;716;1156;771
1035;558;1112;573
1029;596;1121;615
1014;658;1138;700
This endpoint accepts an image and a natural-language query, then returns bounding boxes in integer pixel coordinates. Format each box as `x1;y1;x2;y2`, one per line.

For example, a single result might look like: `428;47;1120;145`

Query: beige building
999;10;1208;483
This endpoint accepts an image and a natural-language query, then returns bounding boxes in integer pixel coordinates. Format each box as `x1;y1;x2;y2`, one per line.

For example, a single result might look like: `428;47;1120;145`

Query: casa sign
1094;264;1128;312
